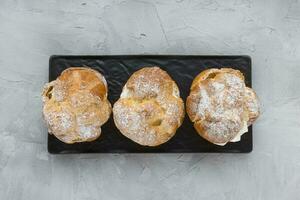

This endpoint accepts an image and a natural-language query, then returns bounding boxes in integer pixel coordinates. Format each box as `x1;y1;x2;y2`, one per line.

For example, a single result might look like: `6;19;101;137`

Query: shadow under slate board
48;55;252;154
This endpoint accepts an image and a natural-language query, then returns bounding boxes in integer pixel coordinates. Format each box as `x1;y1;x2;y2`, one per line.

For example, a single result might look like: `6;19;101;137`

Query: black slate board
48;55;252;154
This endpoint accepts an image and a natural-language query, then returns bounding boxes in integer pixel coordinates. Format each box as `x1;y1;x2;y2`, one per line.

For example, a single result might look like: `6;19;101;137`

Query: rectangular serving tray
48;55;252;154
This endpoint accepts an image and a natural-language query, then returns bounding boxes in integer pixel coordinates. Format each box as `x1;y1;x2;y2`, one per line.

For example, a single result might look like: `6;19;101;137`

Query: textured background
0;0;300;199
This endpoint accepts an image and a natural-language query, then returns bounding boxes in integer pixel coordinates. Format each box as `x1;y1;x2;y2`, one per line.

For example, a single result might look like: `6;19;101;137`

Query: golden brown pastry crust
113;67;185;146
42;67;111;144
186;68;260;145
244;87;260;125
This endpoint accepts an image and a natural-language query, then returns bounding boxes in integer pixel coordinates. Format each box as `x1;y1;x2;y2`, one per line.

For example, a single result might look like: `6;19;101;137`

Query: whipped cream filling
214;121;248;146
172;83;180;98
120;85;130;98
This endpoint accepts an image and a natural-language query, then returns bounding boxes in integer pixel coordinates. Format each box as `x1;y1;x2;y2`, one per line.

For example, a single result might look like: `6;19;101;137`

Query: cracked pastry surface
42;67;111;144
113;67;185;146
186;68;260;145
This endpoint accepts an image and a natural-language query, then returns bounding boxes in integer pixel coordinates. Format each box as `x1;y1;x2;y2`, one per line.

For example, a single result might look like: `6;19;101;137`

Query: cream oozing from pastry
120;85;130;98
214;121;248;146
187;68;260;146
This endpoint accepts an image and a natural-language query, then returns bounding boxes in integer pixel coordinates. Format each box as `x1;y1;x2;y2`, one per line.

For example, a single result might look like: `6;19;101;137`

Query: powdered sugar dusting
42;67;111;143
244;87;260;125
114;102;159;144
42;80;66;102
211;82;225;93
79;125;97;139
52;81;66;101
245;88;259;113
60;112;72;129
132;74;160;98
44;109;72;134
113;67;184;146
70;92;95;108
192;69;251;144
224;74;244;90
197;88;211;118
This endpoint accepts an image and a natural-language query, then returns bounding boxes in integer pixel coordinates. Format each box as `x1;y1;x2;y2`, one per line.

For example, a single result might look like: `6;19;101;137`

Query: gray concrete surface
0;0;300;199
